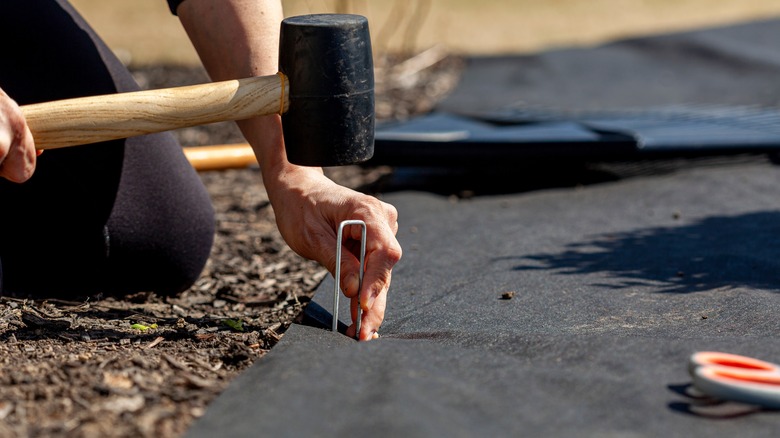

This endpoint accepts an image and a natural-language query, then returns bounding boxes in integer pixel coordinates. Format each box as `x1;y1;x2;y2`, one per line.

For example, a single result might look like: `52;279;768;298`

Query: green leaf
223;319;244;332
131;323;150;331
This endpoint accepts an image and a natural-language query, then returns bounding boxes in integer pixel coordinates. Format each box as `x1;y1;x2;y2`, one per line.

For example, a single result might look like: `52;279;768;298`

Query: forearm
177;0;314;179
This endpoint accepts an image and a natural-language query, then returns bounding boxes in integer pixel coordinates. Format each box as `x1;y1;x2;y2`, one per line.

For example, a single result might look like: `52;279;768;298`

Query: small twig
145;336;164;349
265;322;283;342
41;298;91;309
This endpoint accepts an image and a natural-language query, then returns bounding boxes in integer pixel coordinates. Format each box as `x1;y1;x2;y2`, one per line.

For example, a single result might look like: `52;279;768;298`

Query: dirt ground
0;56;461;437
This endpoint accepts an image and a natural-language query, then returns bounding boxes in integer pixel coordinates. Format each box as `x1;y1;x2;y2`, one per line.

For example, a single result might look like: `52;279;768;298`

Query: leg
0;0;215;296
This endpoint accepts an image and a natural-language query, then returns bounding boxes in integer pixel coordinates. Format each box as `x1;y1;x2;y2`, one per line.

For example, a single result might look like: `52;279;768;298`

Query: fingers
263;170;401;342
346;296;360;339
330;201;401;341
0;91;36;183
386;203;399;235
332;215;400;304
322;223;364;299
336;241;361;299
360;287;387;340
346;290;387;341
348;206;401;341
0;125;36;183
359;219;402;312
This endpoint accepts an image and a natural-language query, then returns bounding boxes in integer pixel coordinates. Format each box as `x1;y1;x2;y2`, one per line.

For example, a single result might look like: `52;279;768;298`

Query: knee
105;197;216;297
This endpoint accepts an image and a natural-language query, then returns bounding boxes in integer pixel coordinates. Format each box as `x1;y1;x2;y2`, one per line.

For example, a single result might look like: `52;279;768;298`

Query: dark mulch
0;53;462;437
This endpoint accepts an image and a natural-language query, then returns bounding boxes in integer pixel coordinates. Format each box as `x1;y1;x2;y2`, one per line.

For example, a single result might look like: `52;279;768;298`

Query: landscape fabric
189;18;780;437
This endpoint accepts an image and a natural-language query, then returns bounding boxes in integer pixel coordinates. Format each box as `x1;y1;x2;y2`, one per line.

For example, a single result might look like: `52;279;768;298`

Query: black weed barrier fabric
437;18;780;113
371;18;780;167
190;160;780;437
189;19;780;437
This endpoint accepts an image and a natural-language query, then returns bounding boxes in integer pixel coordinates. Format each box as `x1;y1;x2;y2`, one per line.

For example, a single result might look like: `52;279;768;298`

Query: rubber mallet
20;14;374;167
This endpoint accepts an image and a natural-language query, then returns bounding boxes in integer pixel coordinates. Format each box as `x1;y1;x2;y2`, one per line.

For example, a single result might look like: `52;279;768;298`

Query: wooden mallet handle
21;74;288;150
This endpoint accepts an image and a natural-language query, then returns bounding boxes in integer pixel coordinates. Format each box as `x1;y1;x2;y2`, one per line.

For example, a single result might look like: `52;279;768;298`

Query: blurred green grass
70;0;780;66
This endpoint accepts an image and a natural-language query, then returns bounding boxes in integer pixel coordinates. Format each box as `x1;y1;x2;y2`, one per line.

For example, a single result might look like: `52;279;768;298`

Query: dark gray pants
0;0;215;297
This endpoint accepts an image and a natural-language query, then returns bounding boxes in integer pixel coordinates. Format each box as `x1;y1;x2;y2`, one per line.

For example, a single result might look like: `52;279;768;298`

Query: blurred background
71;0;780;66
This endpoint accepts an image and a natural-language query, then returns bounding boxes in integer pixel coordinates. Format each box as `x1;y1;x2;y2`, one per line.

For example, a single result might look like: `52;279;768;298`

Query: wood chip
103;372;134;390
182;374;214;389
20;311;71;330
195;333;217;341
0;401;13;420
103;394;145;414
145;336;164;349
162;354;189;372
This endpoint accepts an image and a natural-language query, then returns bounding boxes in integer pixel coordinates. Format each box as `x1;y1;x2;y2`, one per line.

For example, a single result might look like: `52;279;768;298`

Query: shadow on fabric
361;163;623;197
361;156;775;198
510;211;780;293
667;384;770;419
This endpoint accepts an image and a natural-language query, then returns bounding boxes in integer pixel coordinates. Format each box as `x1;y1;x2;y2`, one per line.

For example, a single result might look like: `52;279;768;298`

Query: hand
178;0;400;339
264;166;402;341
0;87;36;182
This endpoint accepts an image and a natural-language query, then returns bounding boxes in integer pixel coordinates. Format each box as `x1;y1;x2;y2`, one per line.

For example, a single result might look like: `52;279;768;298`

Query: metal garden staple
333;220;367;339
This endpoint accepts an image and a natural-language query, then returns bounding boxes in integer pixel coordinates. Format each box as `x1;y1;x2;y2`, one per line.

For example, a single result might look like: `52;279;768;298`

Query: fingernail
372;332;380;340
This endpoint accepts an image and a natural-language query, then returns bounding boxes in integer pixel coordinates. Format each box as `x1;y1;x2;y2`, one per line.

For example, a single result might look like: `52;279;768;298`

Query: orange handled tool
689;351;780;409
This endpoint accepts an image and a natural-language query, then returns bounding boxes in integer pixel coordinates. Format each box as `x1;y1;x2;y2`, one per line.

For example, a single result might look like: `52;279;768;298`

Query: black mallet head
279;14;375;167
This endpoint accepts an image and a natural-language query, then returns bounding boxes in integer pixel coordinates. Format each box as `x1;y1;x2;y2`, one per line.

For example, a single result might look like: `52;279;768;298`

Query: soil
0;55;462;437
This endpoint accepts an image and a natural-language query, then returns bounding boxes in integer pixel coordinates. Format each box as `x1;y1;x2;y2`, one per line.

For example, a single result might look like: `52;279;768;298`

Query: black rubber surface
280;14;375;166
189;18;780;437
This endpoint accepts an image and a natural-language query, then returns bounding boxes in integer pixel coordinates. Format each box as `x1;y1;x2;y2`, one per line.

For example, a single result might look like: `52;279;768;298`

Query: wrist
238;115;324;191
262;162;324;197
